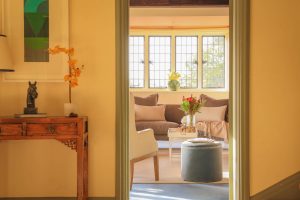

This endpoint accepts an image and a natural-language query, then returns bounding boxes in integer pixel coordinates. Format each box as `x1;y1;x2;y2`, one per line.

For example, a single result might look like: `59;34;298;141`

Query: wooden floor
133;148;229;184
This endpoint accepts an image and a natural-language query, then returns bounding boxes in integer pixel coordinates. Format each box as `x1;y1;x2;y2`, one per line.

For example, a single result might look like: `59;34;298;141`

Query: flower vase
64;103;77;117
168;80;180;91
186;114;196;132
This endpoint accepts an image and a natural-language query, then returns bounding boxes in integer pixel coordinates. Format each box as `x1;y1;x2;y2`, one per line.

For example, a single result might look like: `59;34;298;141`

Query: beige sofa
136;104;185;140
134;94;229;141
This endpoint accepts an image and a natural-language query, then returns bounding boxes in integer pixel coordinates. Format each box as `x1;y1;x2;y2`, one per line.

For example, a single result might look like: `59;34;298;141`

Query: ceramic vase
168;80;180;91
64;103;77;117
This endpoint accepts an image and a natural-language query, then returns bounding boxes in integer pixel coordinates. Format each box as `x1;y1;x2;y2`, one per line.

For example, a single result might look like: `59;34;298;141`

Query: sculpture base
24;107;38;114
15;113;47;118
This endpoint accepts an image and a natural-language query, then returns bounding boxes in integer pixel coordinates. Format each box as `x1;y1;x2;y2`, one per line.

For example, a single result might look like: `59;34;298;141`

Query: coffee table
167;128;198;158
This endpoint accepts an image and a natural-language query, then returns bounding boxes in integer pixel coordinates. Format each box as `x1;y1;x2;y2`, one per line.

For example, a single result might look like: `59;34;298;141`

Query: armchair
129;93;159;190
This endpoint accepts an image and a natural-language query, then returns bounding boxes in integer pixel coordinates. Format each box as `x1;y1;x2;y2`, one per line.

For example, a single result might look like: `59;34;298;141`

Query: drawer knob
69;123;76;127
48;125;56;134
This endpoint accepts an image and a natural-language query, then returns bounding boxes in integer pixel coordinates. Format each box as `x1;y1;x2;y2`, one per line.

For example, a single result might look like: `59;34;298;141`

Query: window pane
129;36;145;88
175;36;198;88
149;36;171;88
202;36;225;88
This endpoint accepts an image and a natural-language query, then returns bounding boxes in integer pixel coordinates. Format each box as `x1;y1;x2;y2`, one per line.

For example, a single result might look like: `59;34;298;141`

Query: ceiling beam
130;0;229;7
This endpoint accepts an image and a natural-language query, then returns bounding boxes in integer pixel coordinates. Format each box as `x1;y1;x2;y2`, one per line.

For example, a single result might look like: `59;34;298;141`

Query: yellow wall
0;0;115;197
0;2;2;31
1;0;300;198
132;91;228;104
130;7;229;28
250;0;300;195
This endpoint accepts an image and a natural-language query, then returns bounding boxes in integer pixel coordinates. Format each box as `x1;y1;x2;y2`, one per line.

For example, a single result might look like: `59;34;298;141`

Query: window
129;36;145;88
202;36;225;88
175;36;198;88
149;36;171;88
128;31;228;90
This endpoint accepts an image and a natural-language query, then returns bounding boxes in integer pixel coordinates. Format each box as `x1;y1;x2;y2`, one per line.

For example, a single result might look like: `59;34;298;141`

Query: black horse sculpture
24;81;38;114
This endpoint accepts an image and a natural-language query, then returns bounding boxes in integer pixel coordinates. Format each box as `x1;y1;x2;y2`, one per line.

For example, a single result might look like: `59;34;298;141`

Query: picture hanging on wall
1;0;69;82
24;0;49;62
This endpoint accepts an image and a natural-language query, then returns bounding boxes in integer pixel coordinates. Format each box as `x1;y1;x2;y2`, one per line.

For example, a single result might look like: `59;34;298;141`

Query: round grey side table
181;140;223;182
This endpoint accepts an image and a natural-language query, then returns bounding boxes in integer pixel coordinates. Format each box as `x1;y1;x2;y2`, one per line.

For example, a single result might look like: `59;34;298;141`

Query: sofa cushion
196;106;227;122
136;121;179;135
164;104;185;124
200;94;229;122
135;105;166;121
134;94;159;106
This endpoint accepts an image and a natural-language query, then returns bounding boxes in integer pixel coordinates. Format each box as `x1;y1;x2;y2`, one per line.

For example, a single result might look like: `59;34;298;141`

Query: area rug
131;183;229;200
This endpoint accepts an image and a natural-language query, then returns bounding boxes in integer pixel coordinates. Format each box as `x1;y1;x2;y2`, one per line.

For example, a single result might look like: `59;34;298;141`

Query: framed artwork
1;0;69;82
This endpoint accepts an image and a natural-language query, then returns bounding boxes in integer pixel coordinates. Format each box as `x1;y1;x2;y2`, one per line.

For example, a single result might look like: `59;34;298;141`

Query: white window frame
129;35;145;88
175;35;199;89
148;36;172;89
129;29;229;92
201;35;227;89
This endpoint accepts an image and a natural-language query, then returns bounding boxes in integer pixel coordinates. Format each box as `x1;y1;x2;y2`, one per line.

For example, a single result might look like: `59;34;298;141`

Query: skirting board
0;198;115;200
251;171;300;200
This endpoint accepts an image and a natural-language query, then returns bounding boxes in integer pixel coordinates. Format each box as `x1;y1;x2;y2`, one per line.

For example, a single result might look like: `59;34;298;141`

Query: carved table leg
77;136;84;200
84;134;88;199
77;125;88;200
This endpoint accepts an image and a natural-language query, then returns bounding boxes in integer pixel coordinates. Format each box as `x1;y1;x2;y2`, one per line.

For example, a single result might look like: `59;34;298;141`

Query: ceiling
129;0;229;7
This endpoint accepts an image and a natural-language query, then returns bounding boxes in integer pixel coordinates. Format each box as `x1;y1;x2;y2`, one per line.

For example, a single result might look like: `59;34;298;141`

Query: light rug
131;184;229;200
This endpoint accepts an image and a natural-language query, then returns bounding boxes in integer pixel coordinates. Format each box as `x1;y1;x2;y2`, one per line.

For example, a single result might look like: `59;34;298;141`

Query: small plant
168;72;181;91
48;45;84;103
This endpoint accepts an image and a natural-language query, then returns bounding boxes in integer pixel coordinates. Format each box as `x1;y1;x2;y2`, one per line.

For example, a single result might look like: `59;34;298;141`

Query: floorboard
133;148;229;183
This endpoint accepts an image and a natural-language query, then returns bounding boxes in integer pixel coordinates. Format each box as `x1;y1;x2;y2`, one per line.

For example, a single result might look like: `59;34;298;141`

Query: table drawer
0;124;22;136
27;123;77;135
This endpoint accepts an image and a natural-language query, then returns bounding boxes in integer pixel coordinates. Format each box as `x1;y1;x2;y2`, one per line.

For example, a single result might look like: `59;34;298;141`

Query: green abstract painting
24;0;49;62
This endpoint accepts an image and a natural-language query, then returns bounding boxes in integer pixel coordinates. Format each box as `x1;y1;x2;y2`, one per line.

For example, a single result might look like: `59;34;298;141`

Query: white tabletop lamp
0;34;14;72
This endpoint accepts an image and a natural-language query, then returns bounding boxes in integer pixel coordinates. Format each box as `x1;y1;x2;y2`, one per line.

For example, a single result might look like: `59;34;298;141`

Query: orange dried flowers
48;45;84;88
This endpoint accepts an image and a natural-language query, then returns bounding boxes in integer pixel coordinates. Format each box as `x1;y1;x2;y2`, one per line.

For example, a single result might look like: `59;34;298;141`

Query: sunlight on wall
250;0;300;195
0;0;116;197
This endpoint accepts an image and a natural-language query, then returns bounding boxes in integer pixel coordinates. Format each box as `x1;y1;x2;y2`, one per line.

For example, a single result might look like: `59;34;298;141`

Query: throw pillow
135;104;166;121
200;94;229;121
195;106;227;122
134;94;159;106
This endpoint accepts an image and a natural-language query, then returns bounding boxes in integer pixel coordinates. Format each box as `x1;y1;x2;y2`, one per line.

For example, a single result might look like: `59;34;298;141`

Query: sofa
134;94;229;141
136;104;184;140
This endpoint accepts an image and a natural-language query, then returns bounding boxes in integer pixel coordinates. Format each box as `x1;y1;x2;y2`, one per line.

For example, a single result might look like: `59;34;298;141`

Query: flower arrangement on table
168;72;181;91
48;45;84;117
180;95;204;132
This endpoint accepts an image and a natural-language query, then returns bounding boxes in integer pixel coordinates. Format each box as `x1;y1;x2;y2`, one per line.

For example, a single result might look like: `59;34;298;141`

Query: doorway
115;0;250;200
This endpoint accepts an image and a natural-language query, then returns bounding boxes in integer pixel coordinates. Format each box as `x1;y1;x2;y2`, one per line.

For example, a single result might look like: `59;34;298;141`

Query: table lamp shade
0;35;14;72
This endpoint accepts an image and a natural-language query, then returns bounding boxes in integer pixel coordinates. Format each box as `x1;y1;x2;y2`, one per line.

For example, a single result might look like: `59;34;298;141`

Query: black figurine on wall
24;81;38;114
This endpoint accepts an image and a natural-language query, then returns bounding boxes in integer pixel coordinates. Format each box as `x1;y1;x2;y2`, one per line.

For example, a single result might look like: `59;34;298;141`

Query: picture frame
1;0;69;82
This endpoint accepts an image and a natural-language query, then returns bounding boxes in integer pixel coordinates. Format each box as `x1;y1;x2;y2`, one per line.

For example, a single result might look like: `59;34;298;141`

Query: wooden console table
0;117;88;200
